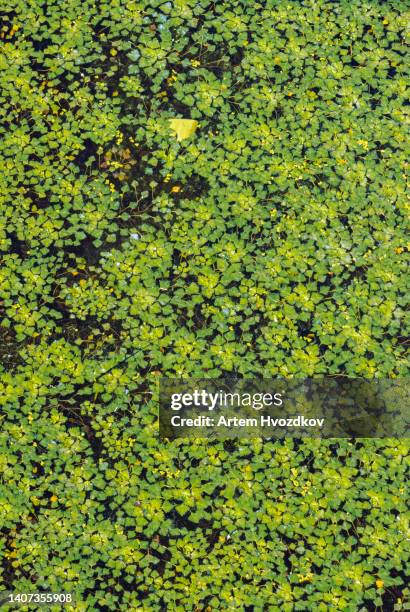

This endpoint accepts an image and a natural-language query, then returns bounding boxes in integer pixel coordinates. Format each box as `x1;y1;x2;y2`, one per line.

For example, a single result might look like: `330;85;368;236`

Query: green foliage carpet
0;0;409;609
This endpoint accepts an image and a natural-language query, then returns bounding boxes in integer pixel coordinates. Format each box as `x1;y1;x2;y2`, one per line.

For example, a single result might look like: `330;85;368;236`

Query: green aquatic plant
0;0;409;609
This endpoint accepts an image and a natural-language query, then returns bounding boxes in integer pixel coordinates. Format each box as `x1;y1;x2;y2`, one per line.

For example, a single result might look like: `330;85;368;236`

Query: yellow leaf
169;118;198;141
50;495;58;503
376;579;384;589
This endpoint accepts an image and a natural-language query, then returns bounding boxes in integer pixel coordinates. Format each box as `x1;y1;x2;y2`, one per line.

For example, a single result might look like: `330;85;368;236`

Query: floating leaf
169;118;199;141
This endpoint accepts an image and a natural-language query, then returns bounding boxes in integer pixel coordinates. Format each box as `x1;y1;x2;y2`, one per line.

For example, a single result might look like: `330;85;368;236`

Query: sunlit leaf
169;118;199;141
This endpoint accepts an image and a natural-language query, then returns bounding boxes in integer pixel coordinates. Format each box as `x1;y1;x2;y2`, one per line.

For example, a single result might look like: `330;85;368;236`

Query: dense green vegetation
0;0;409;609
